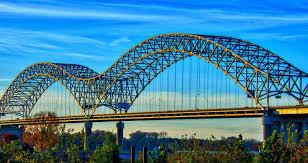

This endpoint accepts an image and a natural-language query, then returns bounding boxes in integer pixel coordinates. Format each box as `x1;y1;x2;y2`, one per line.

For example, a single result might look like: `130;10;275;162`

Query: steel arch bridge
0;33;307;118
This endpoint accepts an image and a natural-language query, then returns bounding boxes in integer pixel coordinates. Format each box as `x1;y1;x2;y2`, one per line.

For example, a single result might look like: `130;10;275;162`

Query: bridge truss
0;33;307;118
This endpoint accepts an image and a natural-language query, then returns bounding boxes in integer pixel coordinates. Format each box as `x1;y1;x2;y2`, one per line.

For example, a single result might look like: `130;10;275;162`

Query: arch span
0;33;307;117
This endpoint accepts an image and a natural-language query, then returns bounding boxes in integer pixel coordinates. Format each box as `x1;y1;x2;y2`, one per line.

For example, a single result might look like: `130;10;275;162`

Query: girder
0;33;307;117
0;105;307;126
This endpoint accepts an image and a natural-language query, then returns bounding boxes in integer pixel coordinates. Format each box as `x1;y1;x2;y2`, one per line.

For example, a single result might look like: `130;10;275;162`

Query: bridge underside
0;106;307;126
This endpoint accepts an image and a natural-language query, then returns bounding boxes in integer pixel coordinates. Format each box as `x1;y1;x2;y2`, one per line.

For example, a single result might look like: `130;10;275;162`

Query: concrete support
262;111;273;140
116;121;124;145
262;110;308;144
83;121;92;151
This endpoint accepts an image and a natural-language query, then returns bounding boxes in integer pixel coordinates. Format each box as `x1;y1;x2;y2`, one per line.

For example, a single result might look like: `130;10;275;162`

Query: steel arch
0;63;100;116
0;33;307;117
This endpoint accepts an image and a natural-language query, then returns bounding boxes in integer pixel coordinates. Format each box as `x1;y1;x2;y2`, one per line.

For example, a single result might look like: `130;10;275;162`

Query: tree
66;144;81;162
0;140;32;162
254;130;287;163
22;112;60;151
254;126;308;163
157;144;167;163
286;126;308;162
226;134;253;162
91;132;119;163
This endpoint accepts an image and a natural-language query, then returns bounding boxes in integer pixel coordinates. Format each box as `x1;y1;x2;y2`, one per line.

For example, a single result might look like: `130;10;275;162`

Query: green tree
286;128;308;162
91;132;119;163
227;134;253;162
31;150;56;163
254;130;287;163
66;144;81;162
0;140;32;162
157;144;167;163
254;126;308;163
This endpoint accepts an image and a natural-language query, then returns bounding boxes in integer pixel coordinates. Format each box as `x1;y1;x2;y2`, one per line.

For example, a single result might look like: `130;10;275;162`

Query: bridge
0;33;307;150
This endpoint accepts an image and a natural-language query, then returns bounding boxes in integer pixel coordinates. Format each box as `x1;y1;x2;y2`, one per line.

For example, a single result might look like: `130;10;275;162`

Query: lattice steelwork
0;33;307;118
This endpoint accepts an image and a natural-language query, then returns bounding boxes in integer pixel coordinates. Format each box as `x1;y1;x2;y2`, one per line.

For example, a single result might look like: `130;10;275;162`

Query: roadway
0;105;307;126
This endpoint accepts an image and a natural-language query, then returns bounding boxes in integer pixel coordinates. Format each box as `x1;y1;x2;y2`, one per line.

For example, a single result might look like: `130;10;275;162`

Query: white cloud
0;2;176;21
0;28;111;61
1;2;307;27
199;10;308;22
0;78;12;82
89;2;308;22
110;37;131;46
242;33;308;41
63;53;106;61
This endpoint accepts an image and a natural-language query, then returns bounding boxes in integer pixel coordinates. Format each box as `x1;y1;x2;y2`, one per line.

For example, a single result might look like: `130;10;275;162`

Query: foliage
1;123;307;163
91;132;119;163
126;131;169;151
22;112;60;151
0;140;32;162
226;134;253;162
167;133;253;163
66;144;81;162
254;125;308;163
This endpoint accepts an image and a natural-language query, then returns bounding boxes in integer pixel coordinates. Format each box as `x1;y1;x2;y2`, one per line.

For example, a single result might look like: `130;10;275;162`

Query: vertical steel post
143;147;148;163
130;146;135;163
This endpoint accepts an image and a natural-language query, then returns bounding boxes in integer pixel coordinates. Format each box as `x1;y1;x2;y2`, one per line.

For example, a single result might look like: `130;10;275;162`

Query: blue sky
0;0;308;140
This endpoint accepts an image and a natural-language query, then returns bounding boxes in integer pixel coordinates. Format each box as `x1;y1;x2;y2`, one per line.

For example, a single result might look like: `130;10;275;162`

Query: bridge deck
0;106;307;126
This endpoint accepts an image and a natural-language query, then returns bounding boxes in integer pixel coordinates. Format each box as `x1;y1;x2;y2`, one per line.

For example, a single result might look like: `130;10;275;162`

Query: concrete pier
262;110;273;140
83;121;92;151
116;121;124;145
262;109;308;143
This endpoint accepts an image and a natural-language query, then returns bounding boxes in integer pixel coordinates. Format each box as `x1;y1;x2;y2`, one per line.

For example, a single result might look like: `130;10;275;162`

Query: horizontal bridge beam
1;108;264;126
0;106;306;126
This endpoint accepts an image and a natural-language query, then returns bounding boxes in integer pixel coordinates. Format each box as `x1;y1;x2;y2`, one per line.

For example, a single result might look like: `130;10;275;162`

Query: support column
83;121;92;151
116;121;124;145
262;110;273;141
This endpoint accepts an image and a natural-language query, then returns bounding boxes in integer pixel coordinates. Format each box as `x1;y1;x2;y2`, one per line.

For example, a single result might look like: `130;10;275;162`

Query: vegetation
22;112;60;151
91;132;119;162
0;112;307;162
1;129;307;162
